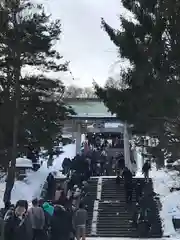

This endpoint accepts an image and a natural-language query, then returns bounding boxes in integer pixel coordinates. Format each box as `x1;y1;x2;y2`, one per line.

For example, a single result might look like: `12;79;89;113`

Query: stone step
99;216;133;220
86;177;162;238
98;220;134;225
86;179;98;237
96;178;162;238
98;208;160;214
96;233;161;238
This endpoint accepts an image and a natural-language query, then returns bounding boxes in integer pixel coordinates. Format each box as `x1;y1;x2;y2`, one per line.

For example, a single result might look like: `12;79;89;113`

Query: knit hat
42;202;54;216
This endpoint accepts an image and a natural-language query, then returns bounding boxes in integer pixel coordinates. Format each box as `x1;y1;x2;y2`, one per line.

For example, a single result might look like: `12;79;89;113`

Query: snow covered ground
1;140;180;239
135;162;180;238
0;143;76;207
91;167;180;239
151;168;180;237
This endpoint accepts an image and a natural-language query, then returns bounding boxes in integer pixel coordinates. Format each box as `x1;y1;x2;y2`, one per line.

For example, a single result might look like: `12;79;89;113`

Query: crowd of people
1;167;90;240
61;148;125;178
0;137;152;240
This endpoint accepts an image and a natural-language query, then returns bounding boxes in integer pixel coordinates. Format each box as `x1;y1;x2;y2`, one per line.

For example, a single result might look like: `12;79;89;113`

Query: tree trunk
3;85;20;204
3;7;21;206
3;68;20;205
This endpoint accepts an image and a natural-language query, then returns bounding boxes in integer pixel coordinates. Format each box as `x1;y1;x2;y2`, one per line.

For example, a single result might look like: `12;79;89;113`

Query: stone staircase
97;178;162;238
85;178;98;235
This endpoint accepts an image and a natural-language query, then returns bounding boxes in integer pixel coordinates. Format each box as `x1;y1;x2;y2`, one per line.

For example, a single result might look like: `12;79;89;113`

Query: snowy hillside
0;143;76;207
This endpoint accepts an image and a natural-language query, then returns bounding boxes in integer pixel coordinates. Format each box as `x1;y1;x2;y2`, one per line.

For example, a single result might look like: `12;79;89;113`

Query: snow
10;141;180;238
72;113;116;118
54;171;66;179
0;143;76;208
11;164;49;203
134;147;180;237
52;143;76;170
172;159;180;166
93;166;180;238
105;122;123;128
15;157;33;168
151;167;180;237
3;137;180;239
91;177;103;235
134;146;180;237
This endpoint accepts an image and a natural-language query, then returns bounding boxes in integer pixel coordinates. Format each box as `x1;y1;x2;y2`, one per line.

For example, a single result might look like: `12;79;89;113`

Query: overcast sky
37;0;129;87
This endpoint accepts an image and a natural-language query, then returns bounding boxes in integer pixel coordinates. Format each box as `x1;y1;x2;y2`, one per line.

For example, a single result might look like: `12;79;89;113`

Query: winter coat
74;208;88;226
47;174;55;188
142;162;151;173
117;157;125;168
62;158;71;168
50;206;70;240
122;169;133;183
135;182;143;197
28;206;45;229
4;213;32;240
116;176;121;184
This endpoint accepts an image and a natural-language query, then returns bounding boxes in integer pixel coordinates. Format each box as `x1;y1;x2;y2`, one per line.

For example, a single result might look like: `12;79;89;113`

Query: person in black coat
142;161;151;182
135;180;143;203
62;158;71;175
4;200;32;240
66;207;75;240
50;206;70;240
122;167;133;203
46;173;55;200
116;153;125;173
125;180;133;203
122;167;133;183
115;170;121;185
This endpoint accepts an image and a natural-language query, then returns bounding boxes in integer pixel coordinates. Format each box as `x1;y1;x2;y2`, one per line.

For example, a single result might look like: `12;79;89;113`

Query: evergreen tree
95;0;180;165
0;0;74;204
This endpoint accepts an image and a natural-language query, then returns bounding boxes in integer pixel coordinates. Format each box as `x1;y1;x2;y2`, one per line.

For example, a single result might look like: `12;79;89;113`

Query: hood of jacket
42;202;54;216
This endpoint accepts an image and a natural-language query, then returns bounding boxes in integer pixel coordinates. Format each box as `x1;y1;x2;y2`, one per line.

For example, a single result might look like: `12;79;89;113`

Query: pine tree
95;0;180;165
0;0;74;204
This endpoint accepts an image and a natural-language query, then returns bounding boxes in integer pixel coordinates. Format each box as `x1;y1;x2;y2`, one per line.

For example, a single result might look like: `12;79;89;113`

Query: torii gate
63;98;135;173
